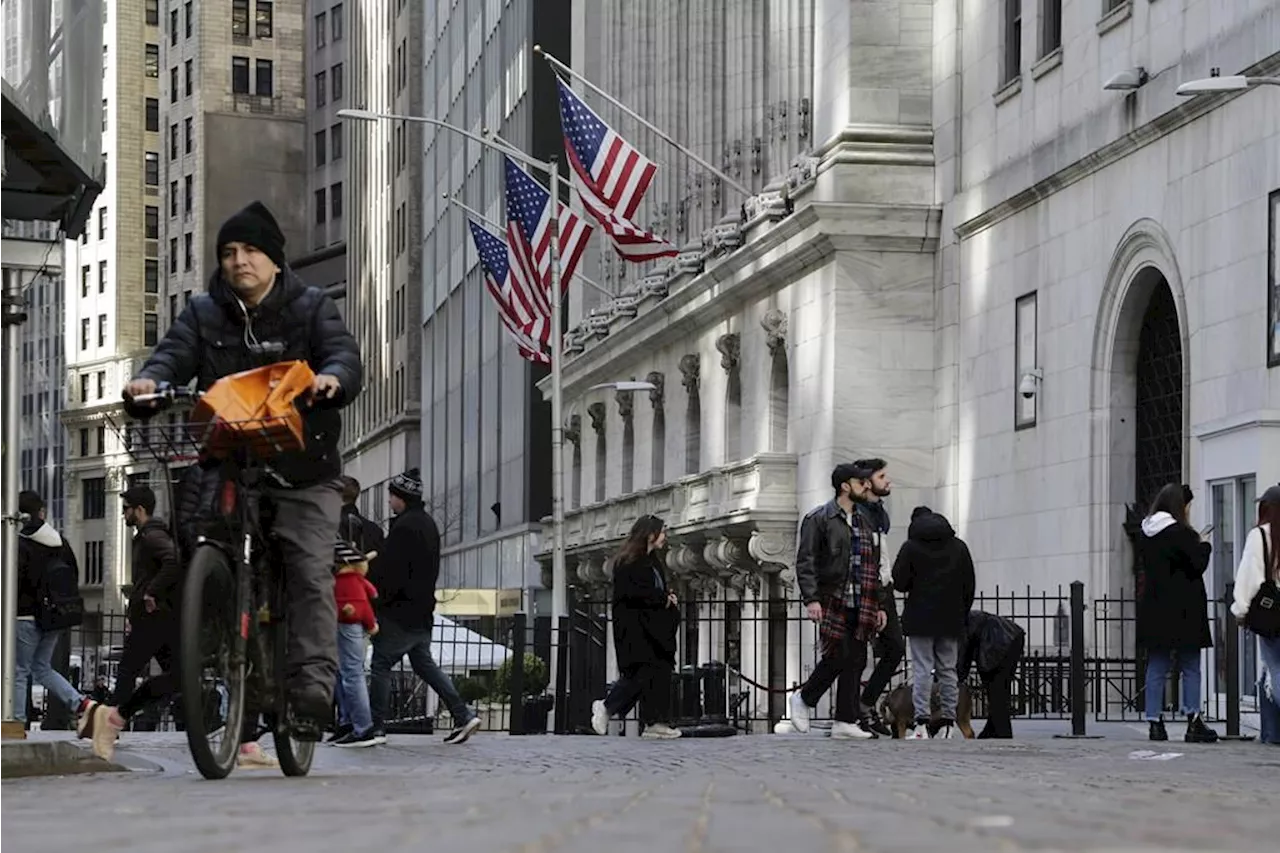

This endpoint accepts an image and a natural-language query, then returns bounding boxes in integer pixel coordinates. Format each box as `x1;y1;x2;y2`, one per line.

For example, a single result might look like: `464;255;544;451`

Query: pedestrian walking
330;538;381;747
1231;483;1280;746
367;469;481;745
1137;483;1219;743
789;463;889;739
892;506;976;739
590;515;683;739
339;475;385;559
15;490;91;730
853;457;904;738
958;610;1025;738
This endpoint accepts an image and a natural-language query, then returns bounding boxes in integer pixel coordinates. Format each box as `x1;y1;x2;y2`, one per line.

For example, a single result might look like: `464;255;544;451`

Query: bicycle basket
189;360;315;459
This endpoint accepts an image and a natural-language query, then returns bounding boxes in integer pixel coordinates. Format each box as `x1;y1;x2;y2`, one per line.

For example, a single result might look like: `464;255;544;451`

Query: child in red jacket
332;538;380;746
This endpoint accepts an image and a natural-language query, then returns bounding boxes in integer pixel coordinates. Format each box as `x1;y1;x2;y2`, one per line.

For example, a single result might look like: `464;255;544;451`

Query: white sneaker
237;742;279;769
909;723;931;740
789;692;812;734
830;720;874;740
591;700;610;736
640;723;682;739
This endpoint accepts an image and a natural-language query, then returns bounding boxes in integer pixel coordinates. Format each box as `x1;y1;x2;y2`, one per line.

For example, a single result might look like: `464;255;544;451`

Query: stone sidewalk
2;723;1275;852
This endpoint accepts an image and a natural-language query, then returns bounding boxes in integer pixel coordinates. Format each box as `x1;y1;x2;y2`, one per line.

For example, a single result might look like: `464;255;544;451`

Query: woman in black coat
590;515;682;739
1137;483;1217;743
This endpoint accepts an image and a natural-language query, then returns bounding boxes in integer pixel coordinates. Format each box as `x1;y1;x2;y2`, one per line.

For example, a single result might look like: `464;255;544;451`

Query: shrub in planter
454;675;490;705
493;652;550;700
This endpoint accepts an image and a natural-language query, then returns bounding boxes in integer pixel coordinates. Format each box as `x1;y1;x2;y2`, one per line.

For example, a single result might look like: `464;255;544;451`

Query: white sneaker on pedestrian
640;723;682;739
443;716;481;745
591;700;610;736
789;692;812;734
90;705;125;761
909;723;931;740
830;720;874;740
237;742;279;769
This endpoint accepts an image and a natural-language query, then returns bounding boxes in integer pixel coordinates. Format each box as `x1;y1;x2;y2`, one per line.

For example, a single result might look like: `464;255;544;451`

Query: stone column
811;0;934;206
749;527;809;711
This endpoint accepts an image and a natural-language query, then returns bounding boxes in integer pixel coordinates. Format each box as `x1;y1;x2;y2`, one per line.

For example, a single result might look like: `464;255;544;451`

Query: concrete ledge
1;739;129;779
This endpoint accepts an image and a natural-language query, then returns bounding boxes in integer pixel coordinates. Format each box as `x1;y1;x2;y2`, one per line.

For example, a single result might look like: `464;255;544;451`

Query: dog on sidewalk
880;682;975;739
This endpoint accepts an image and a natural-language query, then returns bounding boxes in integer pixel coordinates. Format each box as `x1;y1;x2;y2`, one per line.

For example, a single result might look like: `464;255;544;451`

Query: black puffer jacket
128;268;362;487
129;518;182;618
368;504;441;631
891;510;976;638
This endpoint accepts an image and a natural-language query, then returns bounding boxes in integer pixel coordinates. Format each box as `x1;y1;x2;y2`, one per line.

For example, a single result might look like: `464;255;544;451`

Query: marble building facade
541;0;1280;719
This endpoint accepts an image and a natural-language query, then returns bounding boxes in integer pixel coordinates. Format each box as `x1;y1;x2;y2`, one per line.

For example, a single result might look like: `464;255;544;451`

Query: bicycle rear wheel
271;574;316;777
180;545;246;779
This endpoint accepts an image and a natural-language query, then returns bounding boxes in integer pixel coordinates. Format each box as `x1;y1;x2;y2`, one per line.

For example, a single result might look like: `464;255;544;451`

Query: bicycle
123;360;323;779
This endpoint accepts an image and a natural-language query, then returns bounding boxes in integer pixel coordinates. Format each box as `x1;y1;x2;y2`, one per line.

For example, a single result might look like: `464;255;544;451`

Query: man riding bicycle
123;201;362;733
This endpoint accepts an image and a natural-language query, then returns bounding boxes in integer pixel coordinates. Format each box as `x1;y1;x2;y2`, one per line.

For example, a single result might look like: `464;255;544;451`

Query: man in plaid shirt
789;463;889;739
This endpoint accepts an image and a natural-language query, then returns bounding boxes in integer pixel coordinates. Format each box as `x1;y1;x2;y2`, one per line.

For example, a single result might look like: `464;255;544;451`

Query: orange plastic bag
189;360;316;459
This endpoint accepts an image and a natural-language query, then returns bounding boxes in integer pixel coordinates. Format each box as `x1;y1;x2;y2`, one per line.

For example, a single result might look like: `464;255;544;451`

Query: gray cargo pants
266;480;342;701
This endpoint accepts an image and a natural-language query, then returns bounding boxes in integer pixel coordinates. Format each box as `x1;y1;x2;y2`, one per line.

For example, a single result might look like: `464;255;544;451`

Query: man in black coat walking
367;469;479;745
122;201;362;729
892;506;975;739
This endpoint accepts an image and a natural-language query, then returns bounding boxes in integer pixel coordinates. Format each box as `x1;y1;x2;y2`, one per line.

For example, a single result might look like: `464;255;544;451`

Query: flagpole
444;194;614;299
533;46;755;199
548;156;568;658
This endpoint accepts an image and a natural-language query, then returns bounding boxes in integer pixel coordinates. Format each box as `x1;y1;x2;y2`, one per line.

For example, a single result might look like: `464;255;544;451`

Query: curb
1;739;133;779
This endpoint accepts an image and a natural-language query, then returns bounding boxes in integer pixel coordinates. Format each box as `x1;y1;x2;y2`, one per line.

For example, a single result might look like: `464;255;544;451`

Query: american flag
557;78;656;220
504;156;593;339
556;78;677;261
467;219;549;365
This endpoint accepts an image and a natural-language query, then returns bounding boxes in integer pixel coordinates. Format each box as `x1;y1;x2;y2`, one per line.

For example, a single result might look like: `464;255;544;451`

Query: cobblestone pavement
3;723;1277;853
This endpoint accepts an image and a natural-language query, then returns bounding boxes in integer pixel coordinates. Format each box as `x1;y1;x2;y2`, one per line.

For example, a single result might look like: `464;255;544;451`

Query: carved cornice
615;388;634;421
646;371;665;409
587;402;607;434
715;333;741;372
761;308;787;358
678;354;700;394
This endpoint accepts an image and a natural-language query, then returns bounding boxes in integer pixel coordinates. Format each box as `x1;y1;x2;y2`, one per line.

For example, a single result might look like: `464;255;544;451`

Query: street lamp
337;108;571;641
1175;75;1280;96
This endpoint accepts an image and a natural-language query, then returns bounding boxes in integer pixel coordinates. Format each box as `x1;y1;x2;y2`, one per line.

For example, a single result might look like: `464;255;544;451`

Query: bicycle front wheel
272;571;316;777
180;545;247;779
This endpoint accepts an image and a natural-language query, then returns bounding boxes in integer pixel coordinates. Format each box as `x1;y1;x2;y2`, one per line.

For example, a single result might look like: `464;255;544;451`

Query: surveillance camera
1019;369;1043;399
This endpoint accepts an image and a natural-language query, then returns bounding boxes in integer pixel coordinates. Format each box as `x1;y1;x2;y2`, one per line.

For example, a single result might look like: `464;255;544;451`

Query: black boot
861;709;891;738
1148;719;1168;741
1184;713;1219;743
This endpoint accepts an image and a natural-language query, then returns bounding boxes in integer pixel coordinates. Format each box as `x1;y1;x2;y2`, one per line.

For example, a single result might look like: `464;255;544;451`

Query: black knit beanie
216;201;287;269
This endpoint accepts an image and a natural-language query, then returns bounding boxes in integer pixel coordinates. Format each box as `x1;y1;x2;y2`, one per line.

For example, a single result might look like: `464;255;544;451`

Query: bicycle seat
190;360;316;459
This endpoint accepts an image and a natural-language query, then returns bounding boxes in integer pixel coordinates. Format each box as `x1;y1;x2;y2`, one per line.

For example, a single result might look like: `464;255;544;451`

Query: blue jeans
334;623;373;734
1144;648;1202;721
15;621;84;723
369;619;474;728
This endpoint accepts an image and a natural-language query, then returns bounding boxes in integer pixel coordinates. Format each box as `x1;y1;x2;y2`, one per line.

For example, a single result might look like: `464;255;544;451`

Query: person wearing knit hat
367;468;481;745
123;197;365;742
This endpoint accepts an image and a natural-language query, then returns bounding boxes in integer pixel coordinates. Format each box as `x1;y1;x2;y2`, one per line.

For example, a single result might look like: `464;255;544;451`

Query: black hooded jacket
128;268;362;487
891;511;976;638
368;504;441;631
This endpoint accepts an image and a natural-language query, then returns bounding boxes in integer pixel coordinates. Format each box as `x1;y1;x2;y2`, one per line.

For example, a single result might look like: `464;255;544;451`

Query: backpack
35;547;84;631
1244;527;1280;639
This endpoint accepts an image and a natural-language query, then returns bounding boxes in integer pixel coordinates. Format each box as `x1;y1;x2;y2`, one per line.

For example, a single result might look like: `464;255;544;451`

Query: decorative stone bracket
646;371;665;409
715;332;741;373
761;308;787;358
565;413;582;446
587;402;607;434
678;353;700;394
615;387;634;421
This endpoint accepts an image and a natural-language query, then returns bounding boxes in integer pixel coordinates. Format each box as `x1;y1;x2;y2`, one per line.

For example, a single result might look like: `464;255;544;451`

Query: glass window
169;124;178;159
315;72;327;106
169;238;178;273
97;208;107;239
146;98;159;132
315;12;326;48
331;4;344;40
170;66;178;103
330;182;343;219
185;117;194;153
169;180;178;215
184;233;194;271
1211;476;1260;699
80;266;90;297
186;2;193;38
145;152;159;185
315;188;327;224
146;205;159;238
184;175;193;213
82;478;106;520
145;44;159;77
232;0;249;37
314;129;326;167
97;314;107;345
256;1;273;38
330;123;343;159
255;59;274;96
98;261;107;293
144;313;159;346
169;9;178;45
146;0;159;26
185;59;193;96
331;63;343;101
145;259;159;293
232;56;250;94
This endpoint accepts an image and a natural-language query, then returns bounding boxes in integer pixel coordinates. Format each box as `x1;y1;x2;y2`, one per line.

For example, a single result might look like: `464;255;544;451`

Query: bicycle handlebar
125;383;202;406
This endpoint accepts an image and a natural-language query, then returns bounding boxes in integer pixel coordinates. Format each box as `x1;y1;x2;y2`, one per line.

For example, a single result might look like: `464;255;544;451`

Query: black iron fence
555;580;1268;736
28;581;1265;740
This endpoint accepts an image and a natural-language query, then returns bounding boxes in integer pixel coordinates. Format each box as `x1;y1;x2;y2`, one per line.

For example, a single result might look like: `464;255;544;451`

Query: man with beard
851;457;903;738
789;463;888;739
